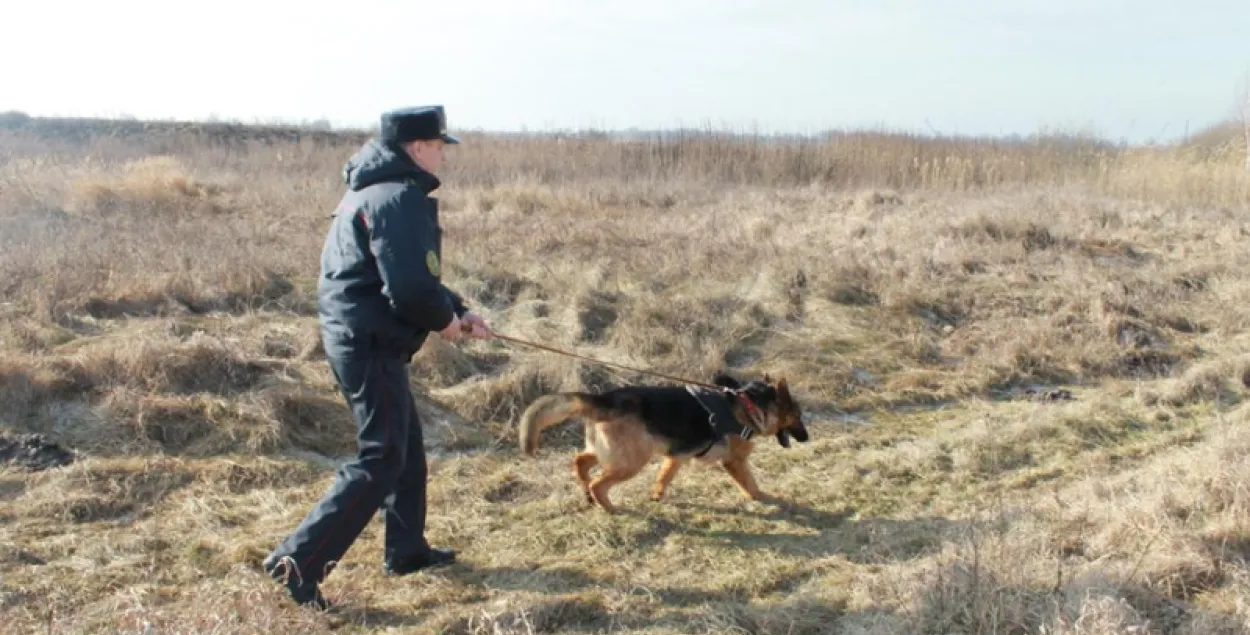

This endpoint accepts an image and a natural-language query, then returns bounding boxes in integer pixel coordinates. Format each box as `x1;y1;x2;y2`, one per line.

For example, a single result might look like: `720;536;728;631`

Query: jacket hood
341;139;440;193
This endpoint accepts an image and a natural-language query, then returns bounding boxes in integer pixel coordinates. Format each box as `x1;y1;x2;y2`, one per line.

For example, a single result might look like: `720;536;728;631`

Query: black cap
379;105;460;145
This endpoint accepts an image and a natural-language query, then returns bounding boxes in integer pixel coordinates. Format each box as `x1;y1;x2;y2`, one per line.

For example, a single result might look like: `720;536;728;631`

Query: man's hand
461;311;494;340
438;314;464;342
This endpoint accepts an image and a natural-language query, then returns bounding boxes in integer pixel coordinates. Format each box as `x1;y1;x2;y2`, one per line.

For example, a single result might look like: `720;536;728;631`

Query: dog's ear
763;372;773;383
776;377;795;408
777;377;807;444
776;429;791;448
743;380;775;404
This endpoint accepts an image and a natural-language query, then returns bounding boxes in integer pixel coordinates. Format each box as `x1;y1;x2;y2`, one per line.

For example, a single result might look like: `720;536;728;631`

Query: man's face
407;139;445;173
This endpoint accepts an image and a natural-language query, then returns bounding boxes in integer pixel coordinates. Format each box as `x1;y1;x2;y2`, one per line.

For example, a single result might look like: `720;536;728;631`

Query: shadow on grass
340;550;1247;635
274;493;1248;633
322;502;968;632
668;498;963;564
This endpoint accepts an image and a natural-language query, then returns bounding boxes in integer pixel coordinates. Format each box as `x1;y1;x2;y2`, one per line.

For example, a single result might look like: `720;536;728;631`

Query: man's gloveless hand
461;312;494;340
438;314;464;342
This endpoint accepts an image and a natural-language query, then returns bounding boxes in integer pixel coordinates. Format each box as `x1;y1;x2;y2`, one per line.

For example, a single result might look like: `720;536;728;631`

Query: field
3;113;1250;634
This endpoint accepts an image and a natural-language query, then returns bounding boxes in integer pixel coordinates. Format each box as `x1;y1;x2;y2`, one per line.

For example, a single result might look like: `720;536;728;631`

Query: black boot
263;553;332;611
382;547;456;576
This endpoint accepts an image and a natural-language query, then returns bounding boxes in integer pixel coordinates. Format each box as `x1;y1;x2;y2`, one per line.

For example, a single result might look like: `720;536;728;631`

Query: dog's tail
519;393;587;456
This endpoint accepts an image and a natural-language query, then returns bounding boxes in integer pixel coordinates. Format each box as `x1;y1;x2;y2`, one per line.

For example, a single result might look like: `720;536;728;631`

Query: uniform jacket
317;139;468;359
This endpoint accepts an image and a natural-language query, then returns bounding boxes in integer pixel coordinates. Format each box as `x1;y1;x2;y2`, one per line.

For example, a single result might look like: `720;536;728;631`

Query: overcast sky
4;0;1249;142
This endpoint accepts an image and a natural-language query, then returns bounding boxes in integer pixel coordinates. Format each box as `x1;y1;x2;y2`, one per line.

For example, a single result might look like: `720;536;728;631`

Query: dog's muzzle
776;425;810;448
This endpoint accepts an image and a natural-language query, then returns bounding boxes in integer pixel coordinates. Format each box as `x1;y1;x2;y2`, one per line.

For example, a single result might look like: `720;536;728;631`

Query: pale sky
4;0;1249;143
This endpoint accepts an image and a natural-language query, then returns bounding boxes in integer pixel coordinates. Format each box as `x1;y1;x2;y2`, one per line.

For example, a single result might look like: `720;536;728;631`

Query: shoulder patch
426;250;441;277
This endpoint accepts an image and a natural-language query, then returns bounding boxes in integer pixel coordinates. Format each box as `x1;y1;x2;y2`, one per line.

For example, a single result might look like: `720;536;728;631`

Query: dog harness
685;386;766;457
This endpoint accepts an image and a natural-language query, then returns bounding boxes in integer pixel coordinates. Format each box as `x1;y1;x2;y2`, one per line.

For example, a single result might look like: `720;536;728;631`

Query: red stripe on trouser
300;357;390;577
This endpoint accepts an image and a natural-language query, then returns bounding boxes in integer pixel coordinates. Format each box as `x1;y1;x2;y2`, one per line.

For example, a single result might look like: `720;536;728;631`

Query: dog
517;373;808;513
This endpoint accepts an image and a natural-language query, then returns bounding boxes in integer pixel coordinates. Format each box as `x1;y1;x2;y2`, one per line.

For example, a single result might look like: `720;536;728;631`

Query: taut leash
485;330;726;391
460;321;721;389
464;326;770;436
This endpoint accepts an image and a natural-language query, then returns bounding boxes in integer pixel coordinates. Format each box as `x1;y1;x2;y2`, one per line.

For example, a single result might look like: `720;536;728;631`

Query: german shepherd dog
518;373;808;513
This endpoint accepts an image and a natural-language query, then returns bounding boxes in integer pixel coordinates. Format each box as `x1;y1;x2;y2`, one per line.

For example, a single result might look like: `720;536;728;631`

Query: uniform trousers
268;347;431;585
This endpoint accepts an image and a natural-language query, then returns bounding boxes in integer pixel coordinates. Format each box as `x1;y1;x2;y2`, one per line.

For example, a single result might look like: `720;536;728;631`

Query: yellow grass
2;116;1250;634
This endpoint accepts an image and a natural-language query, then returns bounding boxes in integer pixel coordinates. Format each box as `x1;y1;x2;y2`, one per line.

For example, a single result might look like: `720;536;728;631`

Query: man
263;105;492;610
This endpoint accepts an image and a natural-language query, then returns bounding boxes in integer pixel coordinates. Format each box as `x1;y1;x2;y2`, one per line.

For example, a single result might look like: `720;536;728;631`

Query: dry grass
2;116;1250;634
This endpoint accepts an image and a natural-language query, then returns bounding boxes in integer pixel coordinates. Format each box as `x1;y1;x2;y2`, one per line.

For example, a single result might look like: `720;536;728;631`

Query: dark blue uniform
264;106;465;609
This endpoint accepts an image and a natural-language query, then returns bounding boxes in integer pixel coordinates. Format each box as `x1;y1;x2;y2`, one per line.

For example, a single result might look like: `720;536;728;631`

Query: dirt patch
854;189;904;209
481;475;534;503
0;433;75;471
1031;388;1075;402
576;290;621;343
473;270;531;310
576;363;616;392
993;385;1077;403
259;387;357;456
99;392;226;454
78;271;298;319
1141;354;1250;407
261;332;301;359
1020;223;1061;251
0;546;46;566
822;263;880;307
942;217;1087;253
781;268;809;319
412;339;510;388
829;284;879;307
26;462;197;523
1080;237;1144;261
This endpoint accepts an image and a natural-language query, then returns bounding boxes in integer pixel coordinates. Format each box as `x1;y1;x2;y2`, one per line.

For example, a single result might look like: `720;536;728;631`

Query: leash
483;330;726;391
460;324;768;432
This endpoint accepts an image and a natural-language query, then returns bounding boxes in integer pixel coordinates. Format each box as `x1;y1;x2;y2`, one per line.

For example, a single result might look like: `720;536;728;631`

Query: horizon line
2;109;1242;148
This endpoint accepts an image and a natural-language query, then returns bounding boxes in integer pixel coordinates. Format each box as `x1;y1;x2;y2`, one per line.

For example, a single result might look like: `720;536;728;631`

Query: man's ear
400;140;421;162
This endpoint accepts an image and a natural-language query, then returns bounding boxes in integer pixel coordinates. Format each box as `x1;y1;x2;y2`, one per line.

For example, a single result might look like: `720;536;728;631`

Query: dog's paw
751;492;784;505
